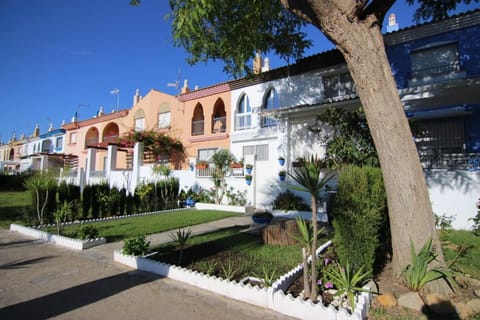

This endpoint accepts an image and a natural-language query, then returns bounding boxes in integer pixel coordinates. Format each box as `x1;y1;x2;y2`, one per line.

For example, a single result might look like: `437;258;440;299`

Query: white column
86;148;96;185
131;142;144;194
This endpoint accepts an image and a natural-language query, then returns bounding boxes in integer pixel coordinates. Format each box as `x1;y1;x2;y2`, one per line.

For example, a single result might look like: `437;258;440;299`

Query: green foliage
312;107;379;167
170;227;193;265
118;129;185;161
0;172;31;191
441;229;480;279
0;191;32;228
122;234;150;256
98;187;122;217
82;185;92;219
23;173;57;225
254;265;277;287
53;200;74;235
272;190;310;212
163;0;311;77
219;260;239;280
471;214;480;237
78;224;99;240
434;213;454;232
324;260;373;312
225;187;247;206
332;165;388;277
403;238;454;292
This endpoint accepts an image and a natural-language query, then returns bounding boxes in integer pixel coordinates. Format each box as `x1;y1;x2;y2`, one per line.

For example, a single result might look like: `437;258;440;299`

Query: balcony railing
103;134;119;144
212;116;226;133
192;120;205;136
420;152;480;170
235;114;251;131
409;64;460;78
195;164;245;178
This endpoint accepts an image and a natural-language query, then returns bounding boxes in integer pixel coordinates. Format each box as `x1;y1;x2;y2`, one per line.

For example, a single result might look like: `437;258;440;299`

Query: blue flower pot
278;158;285;166
246;167;252;174
279;175;286;181
246;179;252;185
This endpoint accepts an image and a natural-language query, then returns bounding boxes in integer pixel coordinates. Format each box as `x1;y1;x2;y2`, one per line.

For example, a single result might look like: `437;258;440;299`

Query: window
55;137;63;150
192;104;205;136
261;88;278;127
410;43;460;78
158;112;171;129
243;144;269;161
70;132;77;144
134;118;145;131
198;148;218;162
236;94;252;130
134;109;145;131
323;72;355;98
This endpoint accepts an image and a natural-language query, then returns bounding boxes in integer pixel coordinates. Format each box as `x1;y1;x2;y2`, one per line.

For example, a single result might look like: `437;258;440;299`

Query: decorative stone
474;289;480;298
426;293;456;315
376;293;397;307
466;298;480;314
397;292;424;312
454;302;474;319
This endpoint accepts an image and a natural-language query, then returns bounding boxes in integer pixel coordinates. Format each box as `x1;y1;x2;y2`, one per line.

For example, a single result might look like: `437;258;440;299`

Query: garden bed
114;226;373;319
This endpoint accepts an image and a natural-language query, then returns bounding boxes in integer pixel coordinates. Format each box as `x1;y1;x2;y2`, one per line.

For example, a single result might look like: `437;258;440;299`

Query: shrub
272;190;310;212
332;165;388;277
78;224;100;240
82;185;93;219
122;234;150;256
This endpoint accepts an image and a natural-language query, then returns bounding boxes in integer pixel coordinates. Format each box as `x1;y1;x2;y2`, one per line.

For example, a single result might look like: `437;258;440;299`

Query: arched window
236;94;251;130
212;98;226;133
85;127;99;148
158;102;171;129
9;148;14;161
103;122;120;144
192;103;205;136
262;88;279;127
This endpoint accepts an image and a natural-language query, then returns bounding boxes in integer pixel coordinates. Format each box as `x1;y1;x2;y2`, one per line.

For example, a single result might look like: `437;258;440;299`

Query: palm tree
289;153;335;301
211;149;235;204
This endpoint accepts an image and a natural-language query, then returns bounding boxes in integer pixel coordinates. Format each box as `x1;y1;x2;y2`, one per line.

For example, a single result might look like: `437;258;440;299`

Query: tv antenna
167;68;181;93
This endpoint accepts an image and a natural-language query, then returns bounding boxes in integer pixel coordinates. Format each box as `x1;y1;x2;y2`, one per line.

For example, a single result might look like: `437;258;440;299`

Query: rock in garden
454;302;474;319
426;293;456;315
397;292;424;312
467;298;480;314
474;289;480;298
376;293;397;307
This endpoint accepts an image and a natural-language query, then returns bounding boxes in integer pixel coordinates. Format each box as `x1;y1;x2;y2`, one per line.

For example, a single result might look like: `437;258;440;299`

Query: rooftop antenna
110;88;120;111
167;68;181;94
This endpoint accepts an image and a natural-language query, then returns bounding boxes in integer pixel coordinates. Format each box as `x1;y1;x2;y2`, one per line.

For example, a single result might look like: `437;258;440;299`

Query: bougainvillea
117;129;185;161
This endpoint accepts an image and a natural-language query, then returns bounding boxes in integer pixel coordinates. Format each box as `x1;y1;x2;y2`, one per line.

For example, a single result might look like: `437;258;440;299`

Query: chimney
261;57;270;72
253;52;262;74
387;13;399;33
33;123;40;137
133;89;141;105
48;122;53;132
98;106;104;116
71;112;78;123
181;79;190;94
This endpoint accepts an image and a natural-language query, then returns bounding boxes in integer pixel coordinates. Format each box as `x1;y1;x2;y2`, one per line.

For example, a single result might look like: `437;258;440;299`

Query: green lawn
0;191;31;229
440;229;480;280
55;209;239;242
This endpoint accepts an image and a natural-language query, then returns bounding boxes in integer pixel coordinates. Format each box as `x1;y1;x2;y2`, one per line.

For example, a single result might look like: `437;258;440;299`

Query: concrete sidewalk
0;215;295;320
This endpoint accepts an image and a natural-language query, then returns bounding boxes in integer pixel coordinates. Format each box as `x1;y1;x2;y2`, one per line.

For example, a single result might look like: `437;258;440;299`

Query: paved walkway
0;216;296;320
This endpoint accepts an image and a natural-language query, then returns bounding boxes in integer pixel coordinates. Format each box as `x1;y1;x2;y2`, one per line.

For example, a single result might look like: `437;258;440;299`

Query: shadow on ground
0;271;158;319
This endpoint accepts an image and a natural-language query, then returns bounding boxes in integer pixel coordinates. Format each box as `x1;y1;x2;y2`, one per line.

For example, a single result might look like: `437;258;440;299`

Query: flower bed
9;223;106;250
114;240;373;319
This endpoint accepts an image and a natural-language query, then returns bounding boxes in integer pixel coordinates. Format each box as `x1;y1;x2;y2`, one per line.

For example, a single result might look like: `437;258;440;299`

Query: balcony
212;116;226;133
192;120;205;136
235;114;251;131
103;134;119;144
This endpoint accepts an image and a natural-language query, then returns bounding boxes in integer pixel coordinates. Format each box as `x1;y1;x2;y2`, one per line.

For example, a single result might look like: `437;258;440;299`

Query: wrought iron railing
420;152;480;170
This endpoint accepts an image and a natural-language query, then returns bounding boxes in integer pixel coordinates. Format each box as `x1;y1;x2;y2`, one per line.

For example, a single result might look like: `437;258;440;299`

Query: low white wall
194;203;246;213
10;224;106;250
114;240;371;320
426;170;480;230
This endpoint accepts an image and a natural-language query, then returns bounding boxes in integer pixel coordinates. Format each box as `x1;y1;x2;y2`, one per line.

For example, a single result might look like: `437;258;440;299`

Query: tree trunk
310;194;318;300
315;10;450;295
302;247;311;299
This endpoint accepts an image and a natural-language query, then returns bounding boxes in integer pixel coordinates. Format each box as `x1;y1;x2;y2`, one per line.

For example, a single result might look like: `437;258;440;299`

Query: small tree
53;200;74;235
289;154;334;300
211;149;235;204
24;173;57;225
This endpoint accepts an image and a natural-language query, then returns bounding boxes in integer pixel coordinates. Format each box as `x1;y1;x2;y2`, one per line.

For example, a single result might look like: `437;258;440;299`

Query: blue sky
0;1;478;143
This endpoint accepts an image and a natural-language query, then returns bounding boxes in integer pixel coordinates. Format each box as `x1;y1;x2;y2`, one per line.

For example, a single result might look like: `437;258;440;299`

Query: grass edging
10;223;106;250
114;239;371;319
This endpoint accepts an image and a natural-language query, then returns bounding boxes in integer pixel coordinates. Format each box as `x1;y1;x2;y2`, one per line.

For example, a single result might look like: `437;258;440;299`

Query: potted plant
251;210;273;224
245;174;253;185
278;170;287;181
278;156;285;166
245;164;253;174
230;161;243;169
195;161;209;169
